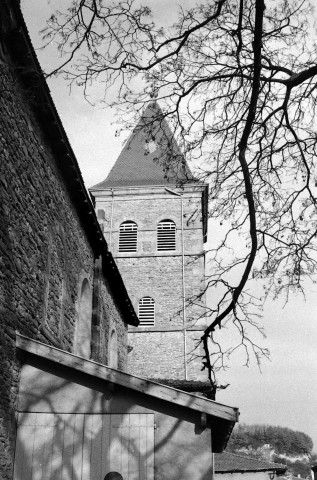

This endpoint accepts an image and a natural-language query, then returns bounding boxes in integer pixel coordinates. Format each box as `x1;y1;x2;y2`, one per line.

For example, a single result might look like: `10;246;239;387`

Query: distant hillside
227;424;313;457
227;424;314;478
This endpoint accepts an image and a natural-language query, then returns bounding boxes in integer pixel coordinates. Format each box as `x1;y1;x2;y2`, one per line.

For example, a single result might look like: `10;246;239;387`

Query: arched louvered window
157;220;176;251
119;221;138;252
138;297;155;326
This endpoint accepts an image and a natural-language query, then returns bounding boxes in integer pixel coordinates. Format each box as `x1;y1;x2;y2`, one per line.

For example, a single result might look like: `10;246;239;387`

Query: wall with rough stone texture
91;261;128;370
0;62;89;479
0;46;128;480
115;255;206;327
97;193;204;256
93;188;207;381
101;277;128;370
126;325;206;381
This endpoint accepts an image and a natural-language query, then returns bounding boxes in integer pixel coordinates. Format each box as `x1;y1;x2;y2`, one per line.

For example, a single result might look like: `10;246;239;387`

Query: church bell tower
90;102;210;391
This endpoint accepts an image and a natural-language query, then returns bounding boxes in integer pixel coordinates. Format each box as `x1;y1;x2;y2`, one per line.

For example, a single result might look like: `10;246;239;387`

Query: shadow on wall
14;379;154;480
12;368;213;480
14;411;154;479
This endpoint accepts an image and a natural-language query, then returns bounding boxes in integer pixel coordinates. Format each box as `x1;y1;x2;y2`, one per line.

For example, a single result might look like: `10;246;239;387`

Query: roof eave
216;468;287;474
3;22;104;258
2;2;138;327
16;333;239;449
90;181;207;193
102;252;139;326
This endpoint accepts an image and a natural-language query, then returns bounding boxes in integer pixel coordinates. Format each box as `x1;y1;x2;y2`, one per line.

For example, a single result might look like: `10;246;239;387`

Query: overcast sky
21;0;317;451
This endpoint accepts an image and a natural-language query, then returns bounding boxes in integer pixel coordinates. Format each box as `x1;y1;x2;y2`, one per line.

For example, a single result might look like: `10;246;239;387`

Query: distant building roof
91;102;195;189
215;452;287;475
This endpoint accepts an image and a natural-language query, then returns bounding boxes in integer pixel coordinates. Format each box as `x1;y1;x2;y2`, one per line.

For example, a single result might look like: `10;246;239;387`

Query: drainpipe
165;187;187;380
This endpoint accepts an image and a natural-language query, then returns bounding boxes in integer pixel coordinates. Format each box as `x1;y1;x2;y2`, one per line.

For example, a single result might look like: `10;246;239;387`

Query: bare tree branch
39;0;317;389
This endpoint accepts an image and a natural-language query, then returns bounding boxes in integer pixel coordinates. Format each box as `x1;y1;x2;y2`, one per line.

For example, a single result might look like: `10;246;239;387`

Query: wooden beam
16;334;239;423
201;412;207;428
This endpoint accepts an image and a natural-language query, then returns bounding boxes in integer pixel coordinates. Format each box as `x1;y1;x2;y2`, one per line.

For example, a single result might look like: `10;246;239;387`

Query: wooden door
13;412;154;480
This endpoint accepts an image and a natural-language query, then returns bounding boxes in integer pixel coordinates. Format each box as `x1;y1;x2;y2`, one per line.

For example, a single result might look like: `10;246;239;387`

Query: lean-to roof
17;334;239;452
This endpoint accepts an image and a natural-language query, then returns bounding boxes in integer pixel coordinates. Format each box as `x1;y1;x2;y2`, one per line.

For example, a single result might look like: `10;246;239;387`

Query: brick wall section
92;187;208;381
0;60;129;480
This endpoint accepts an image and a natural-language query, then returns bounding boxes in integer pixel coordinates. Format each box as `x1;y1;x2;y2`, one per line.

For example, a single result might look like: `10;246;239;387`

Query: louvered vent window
119;221;138;252
138;297;155;326
157;220;176;251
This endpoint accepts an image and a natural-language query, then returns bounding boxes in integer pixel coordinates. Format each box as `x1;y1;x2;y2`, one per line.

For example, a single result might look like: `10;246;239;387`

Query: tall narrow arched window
138;297;155;326
157;220;176;251
118;221;138;252
74;278;92;358
108;329;119;369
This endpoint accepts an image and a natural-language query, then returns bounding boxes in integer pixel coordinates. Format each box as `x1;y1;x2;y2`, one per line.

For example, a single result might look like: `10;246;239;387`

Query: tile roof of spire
91;101;195;189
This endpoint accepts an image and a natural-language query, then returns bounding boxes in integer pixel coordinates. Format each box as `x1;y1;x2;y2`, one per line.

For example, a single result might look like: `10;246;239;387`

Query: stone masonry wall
116;255;206;327
92;262;128;371
94;189;207;381
97;194;204;256
118;255;206;380
128;331;185;379
0;60;128;478
127;329;206;381
0;63;90;479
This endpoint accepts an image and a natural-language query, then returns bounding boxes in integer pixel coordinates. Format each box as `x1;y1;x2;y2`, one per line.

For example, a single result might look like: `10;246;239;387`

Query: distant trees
281;459;312;478
227;423;314;457
227;423;315;478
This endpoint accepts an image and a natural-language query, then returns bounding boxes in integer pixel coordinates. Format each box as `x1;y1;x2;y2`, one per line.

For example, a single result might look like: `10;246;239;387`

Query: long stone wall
92;260;128;370
93;187;207;382
0;35;129;480
0;61;92;479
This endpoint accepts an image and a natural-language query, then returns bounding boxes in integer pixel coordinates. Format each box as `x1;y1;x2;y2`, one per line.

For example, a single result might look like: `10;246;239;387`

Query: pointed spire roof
91;102;195;189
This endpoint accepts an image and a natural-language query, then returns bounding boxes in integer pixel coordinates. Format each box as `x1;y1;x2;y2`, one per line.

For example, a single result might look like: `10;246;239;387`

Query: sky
21;0;317;451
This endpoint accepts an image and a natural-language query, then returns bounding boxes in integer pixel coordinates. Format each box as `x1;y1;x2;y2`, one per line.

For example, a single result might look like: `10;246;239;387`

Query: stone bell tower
90;102;211;392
